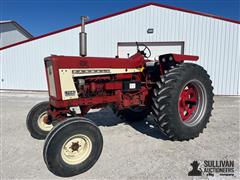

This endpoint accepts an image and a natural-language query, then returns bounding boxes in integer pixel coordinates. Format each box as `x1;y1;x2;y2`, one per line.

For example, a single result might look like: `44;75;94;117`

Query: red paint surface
44;52;146;104
178;83;198;121
50;94;119;108
173;54;199;62
47;52;145;69
104;82;122;90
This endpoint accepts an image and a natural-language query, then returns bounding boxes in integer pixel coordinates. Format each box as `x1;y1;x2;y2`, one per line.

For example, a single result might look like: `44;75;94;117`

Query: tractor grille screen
46;61;56;97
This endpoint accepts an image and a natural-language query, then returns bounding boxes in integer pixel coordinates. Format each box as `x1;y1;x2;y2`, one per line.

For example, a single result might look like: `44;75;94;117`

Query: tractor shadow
86;107;169;140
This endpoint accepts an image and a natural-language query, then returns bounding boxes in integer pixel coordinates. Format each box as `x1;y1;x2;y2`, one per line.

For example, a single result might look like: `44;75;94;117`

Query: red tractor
26;17;213;177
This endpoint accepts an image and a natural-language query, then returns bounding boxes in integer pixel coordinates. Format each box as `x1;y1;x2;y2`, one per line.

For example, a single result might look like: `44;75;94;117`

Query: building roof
0;2;239;51
0;20;34;39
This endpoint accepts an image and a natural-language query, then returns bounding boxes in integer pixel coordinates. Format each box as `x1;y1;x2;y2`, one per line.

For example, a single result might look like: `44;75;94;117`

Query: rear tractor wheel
151;63;214;141
26;101;53;139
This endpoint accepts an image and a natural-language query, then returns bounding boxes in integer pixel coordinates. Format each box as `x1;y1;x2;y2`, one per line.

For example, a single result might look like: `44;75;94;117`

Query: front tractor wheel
151;63;214;141
26;101;53;139
43;117;103;177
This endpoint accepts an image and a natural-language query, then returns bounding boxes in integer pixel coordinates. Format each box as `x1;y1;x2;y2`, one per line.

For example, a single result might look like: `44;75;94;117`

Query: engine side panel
58;68;143;100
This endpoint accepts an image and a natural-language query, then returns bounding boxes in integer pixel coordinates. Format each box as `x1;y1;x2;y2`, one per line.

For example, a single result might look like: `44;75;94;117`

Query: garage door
118;42;184;60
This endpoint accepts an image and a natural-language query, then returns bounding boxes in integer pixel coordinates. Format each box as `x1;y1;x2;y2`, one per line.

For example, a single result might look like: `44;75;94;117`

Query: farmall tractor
26;17;213;177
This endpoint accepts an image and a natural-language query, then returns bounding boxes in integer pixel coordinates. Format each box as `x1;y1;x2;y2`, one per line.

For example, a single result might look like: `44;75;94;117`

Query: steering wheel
136;42;151;58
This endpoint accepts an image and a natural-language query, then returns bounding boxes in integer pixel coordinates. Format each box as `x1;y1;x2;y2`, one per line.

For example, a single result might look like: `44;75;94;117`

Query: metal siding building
0;3;239;95
0;21;33;48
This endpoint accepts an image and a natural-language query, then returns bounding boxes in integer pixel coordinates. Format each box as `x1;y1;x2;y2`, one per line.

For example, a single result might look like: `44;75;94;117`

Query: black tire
43;117;103;177
26;101;53;139
151;63;214;141
113;106;150;122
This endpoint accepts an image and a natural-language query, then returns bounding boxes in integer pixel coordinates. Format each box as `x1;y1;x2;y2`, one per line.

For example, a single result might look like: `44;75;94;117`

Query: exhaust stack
80;16;89;57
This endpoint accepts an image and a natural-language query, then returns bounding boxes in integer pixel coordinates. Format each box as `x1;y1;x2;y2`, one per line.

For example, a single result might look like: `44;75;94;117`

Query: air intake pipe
80;16;89;57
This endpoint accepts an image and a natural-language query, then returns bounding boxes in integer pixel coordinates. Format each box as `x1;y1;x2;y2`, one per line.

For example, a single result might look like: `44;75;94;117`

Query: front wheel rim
178;80;207;126
37;112;53;131
61;134;92;165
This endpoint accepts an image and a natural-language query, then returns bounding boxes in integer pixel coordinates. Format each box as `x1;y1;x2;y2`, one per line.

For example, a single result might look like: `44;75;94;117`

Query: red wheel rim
178;83;198;122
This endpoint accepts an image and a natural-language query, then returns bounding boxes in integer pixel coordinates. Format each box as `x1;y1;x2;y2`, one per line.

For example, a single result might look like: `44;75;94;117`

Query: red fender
172;54;199;62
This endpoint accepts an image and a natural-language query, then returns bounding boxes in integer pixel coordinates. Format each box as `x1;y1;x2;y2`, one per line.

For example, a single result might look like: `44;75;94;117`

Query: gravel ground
0;91;239;180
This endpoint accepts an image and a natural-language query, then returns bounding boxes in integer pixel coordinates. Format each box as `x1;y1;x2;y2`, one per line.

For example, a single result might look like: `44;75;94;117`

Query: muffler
79;16;89;57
